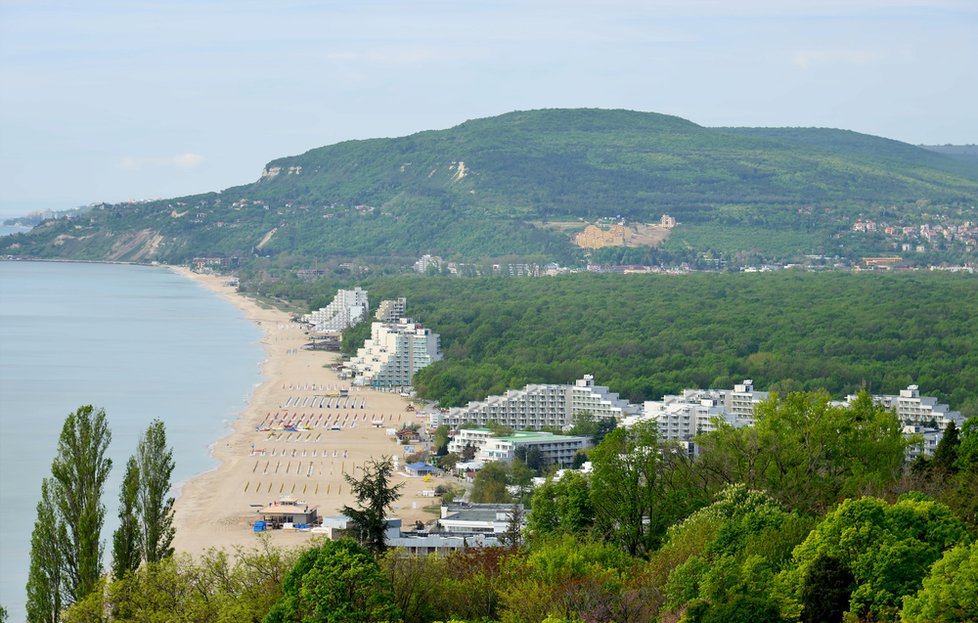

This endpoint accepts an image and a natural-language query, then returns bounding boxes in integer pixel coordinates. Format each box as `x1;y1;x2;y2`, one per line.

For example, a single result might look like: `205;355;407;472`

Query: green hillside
3;109;976;265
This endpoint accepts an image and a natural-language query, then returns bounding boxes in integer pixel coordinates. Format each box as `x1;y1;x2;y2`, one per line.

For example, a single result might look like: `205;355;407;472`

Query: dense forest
3;109;976;266
261;271;978;411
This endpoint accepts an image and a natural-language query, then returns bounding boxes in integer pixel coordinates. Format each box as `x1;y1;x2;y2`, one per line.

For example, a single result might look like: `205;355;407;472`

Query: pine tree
26;479;64;623
933;421;961;475
341;457;404;554
49;405;112;604
136;419;175;563
112;457;142;579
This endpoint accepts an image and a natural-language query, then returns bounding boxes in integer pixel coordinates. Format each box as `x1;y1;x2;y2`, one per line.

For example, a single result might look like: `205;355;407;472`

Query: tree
901;541;978;623
780;494;970;621
136;419;175;563
589;420;691;556
26;479;64;623
799;554;854;623
433;424;450;456
461;443;476;462
341;457;404;554
112;457;141;580
471;462;512;503
932;420;960;475
263;539;398;623
528;471;594;539
696;391;907;514
570;411;618;445
49;405;112;604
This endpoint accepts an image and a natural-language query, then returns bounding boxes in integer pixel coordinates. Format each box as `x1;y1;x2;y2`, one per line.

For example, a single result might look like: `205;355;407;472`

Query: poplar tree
112;457;142;579
28;405;112;622
136;419;175;563
49;405;112;604
26;479;64;623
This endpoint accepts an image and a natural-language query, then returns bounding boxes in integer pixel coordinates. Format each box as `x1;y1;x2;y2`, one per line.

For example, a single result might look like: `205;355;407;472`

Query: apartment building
841;384;964;459
375;298;407;323
724;379;770;425
448;428;589;467
431;374;639;431
348;318;442;389
301;287;369;332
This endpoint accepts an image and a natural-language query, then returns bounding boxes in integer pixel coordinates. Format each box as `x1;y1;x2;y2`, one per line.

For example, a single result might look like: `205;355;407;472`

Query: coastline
168;267;444;555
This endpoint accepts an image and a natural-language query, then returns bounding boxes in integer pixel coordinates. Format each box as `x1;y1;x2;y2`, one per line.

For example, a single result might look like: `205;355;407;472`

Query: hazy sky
1;0;975;218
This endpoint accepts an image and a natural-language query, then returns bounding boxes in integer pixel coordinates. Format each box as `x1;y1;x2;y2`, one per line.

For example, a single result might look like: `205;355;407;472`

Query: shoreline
168;267;445;555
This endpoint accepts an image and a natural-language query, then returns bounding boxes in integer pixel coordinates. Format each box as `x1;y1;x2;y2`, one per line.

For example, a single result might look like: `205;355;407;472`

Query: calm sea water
0;260;263;621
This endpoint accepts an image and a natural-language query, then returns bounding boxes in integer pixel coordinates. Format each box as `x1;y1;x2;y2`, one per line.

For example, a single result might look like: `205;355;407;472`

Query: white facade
375;298;407;323
413;254;444;273
431;374;639;431
635;389;731;441
349;318;442;389
724;380;770;424
438;503;524;534
630;381;962;461
842;384;964;459
625;380;769;443
448;428;589;467
301;287;369;332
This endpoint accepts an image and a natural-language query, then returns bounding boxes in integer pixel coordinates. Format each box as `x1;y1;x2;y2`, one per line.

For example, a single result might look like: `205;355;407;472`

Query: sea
0;248;264;621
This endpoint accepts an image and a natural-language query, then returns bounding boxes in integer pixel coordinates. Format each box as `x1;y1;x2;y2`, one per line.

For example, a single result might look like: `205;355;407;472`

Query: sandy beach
169;268;449;555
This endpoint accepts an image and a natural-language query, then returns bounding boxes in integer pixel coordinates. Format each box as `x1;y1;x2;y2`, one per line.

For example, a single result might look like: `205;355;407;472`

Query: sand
168;268;448;555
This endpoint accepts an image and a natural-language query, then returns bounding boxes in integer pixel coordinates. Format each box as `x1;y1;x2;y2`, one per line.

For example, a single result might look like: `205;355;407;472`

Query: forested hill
3;108;977;264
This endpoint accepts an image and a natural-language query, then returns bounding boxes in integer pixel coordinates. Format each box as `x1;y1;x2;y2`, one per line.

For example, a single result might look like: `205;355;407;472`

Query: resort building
413;254;444;274
348;318;442;389
312;516;503;555
431;374;639;431
636;389;731;441
723;379;770;424
629;381;960;461
839;385;965;459
625;380;768;443
448;428;589;467
437;503;524;534
301;287;369;332
375;298;407;323
255;496;318;530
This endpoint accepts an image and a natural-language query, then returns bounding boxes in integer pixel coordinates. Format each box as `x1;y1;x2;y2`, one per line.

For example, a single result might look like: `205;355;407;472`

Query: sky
1;0;976;219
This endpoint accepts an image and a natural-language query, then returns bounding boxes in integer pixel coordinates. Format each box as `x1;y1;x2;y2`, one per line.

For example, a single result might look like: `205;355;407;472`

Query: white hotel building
348;318;442;389
431;375;640;431
447;428;590;468
632;380;959;460
301;287;369;332
628;380;769;442
839;384;964;459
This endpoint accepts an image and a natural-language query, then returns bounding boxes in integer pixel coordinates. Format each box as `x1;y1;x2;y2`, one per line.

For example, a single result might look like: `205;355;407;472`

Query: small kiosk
257;495;319;529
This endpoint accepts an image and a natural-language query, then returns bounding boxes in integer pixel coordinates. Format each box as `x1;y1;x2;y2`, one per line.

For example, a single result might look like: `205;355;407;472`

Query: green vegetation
313;271;978;409
341;457;405;554
264;538;397;623
111;457;141;580
27;405;113;622
55;393;978;623
135;419;176;563
28;409;181;623
3;109;976;265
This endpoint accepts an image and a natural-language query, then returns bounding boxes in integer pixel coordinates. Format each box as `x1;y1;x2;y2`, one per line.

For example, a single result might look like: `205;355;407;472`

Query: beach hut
405;462;440;478
257;495;319;528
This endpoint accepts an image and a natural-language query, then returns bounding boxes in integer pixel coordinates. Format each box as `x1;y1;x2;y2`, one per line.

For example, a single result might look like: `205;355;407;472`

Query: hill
3;109;977;265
